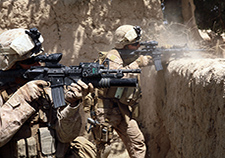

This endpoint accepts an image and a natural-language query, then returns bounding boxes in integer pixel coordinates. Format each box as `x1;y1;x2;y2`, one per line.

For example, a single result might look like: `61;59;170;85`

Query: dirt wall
0;0;224;158
164;58;225;158
139;58;225;158
0;0;163;65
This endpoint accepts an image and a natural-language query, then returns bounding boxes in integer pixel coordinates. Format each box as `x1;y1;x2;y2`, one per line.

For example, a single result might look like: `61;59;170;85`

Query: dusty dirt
139;57;225;158
0;0;224;158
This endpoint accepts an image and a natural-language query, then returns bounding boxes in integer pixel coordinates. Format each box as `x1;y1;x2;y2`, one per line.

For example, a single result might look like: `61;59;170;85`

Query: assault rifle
122;41;204;71
0;53;141;108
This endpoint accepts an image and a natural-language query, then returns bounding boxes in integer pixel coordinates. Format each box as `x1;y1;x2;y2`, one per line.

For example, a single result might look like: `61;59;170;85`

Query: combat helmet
0;28;44;70
114;25;142;49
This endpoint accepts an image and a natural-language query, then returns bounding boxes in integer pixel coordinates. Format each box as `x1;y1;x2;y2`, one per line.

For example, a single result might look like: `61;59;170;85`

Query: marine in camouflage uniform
90;25;152;158
0;28;96;158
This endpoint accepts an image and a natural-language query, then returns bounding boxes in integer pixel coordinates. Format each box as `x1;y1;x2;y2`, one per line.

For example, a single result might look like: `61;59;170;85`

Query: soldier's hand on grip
65;80;94;105
16;80;49;102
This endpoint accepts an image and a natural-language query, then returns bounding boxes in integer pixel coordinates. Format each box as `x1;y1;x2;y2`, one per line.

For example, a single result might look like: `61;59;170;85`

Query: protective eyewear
131;42;140;46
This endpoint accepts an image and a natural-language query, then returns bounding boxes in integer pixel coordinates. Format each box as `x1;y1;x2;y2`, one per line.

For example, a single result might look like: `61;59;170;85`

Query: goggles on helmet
124;25;142;43
25;27;43;56
133;26;142;41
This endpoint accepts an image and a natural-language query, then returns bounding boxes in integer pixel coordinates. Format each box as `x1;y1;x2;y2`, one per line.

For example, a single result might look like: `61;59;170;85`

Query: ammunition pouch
96;86;141;116
92;122;113;144
38;127;56;156
17;137;37;157
118;87;141;119
94;86;141;123
14;126;56;158
117;87;141;106
97;86;141;107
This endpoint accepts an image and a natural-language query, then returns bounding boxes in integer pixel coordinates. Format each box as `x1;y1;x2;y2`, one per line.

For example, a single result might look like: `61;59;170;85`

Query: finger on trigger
37;80;50;88
88;83;94;93
77;80;88;90
68;86;77;93
70;83;82;92
46;81;51;87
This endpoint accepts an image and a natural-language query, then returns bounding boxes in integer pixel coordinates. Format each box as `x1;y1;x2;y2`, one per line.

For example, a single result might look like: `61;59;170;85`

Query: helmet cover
114;25;142;49
0;28;44;70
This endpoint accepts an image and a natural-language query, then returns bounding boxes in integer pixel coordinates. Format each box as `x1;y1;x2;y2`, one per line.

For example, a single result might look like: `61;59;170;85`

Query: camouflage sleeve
55;103;82;143
0;94;36;147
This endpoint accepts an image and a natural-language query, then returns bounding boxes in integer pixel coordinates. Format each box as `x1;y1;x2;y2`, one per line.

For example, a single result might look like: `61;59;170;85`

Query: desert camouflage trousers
93;107;146;158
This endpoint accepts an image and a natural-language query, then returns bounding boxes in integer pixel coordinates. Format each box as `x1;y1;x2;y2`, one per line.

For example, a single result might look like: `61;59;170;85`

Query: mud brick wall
139;58;225;158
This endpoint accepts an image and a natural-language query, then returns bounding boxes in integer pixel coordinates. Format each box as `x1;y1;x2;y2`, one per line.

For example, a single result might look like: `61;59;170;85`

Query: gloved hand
65;80;94;105
15;80;49;103
135;55;153;67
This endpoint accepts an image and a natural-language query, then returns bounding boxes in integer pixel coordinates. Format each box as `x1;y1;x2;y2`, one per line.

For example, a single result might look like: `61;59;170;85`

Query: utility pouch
114;87;124;99
17;139;26;157
27;137;37;157
17;136;37;157
104;124;113;143
92;123;113;143
38;127;56;156
119;87;141;106
104;87;118;99
101;125;109;143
